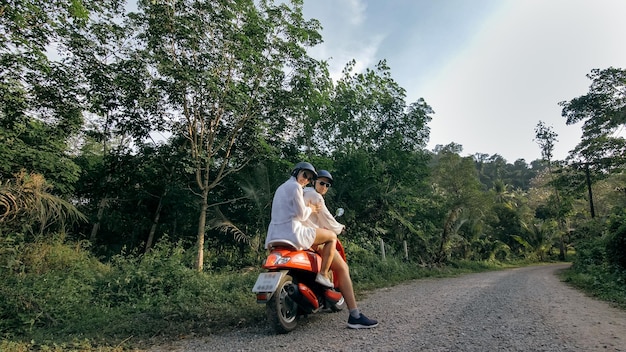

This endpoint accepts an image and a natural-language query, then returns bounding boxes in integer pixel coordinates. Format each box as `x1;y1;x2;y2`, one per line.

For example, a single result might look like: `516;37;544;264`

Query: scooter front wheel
266;274;298;333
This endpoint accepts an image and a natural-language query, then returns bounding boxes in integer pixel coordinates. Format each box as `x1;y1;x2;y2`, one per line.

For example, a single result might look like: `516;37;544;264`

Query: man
303;170;379;329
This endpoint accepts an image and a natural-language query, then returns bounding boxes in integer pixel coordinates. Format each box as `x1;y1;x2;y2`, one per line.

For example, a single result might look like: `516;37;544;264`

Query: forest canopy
0;0;624;272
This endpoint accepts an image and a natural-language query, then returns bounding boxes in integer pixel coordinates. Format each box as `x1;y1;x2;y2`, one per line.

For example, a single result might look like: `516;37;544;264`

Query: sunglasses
301;171;314;181
318;181;332;188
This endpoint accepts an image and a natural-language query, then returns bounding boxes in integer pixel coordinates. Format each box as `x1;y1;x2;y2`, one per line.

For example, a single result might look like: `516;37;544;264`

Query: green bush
605;223;626;270
562;213;626;310
572;237;606;269
98;240;198;305
0;238;109;337
0;236;268;348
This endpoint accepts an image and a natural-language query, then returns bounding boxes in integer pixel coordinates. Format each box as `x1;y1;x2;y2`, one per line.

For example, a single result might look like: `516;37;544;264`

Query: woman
302;169;345;234
264;162;337;288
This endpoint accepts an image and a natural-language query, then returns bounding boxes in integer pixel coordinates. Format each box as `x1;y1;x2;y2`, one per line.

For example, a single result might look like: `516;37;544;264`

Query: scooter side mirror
335;208;344;218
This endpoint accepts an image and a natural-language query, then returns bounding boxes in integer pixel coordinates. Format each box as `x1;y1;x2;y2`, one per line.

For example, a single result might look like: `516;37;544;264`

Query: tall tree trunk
145;190;166;253
195;198;208;271
195;180;210;271
90;198;107;242
90;173;112;243
559;233;566;261
437;207;462;263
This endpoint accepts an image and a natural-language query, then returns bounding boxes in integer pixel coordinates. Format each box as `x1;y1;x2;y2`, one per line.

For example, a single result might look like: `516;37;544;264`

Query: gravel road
150;263;626;351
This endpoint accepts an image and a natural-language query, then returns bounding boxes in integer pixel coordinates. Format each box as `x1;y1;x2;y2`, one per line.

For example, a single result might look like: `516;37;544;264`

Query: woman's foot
315;273;333;288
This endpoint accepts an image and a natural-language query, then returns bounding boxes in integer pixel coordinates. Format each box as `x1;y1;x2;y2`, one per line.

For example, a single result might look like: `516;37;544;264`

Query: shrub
0;238;109;337
605;223;626;270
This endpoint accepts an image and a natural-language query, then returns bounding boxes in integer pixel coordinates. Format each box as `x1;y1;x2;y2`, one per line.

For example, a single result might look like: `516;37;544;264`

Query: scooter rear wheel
266;274;298;333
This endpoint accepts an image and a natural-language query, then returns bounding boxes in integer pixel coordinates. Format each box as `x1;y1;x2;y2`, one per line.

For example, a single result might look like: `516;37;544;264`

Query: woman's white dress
302;187;345;235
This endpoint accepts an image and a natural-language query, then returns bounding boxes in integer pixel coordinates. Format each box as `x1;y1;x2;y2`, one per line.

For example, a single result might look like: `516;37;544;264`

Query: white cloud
304;0;384;79
344;0;367;25
303;0;626;162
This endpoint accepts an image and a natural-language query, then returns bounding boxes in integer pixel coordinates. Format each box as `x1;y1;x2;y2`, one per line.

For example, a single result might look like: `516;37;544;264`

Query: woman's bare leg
313;228;337;277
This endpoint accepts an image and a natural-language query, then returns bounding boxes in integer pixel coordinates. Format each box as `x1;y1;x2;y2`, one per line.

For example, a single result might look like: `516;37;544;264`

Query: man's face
315;177;332;195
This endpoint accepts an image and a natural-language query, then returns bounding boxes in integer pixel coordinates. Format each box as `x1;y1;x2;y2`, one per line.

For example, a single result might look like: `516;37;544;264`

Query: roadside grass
560;264;626;310
559;230;626;311
0;239;573;352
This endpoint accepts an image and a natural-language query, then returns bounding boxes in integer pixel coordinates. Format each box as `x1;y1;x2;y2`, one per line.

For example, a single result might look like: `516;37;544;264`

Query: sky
300;0;626;163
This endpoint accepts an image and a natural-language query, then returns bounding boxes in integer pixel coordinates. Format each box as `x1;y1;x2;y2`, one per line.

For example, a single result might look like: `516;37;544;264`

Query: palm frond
388;209;426;241
0;171;86;235
511;234;532;251
208;208;250;244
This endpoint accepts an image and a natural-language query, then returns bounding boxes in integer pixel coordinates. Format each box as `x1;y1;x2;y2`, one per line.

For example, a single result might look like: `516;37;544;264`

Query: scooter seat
267;239;298;249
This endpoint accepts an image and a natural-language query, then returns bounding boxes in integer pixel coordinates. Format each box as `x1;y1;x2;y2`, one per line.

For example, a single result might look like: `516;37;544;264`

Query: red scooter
252;209;347;333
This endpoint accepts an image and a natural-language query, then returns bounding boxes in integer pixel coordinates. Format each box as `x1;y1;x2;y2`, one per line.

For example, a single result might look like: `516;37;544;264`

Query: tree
306;58;435;259
135;0;324;270
475;154;508;190
508;159;537;191
560;67;626;166
0;1;124;194
59;2;154;243
534;121;567;259
316;60;431;155
429;146;486;263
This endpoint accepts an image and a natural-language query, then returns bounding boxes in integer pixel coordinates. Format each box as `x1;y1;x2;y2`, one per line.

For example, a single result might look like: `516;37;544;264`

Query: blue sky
302;0;626;162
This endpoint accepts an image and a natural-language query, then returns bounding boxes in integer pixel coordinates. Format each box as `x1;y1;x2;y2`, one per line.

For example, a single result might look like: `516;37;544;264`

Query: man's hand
309;202;322;213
